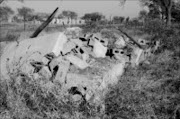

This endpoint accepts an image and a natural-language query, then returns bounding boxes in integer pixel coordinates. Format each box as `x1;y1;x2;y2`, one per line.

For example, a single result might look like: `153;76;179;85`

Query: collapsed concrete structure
0;26;160;106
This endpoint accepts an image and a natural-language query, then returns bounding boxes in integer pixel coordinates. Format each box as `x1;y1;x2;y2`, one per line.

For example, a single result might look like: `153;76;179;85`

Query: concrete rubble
0;27;159;104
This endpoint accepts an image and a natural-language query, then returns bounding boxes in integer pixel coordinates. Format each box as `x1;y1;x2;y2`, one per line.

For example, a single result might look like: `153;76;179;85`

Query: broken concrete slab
64;73;99;96
137;38;150;46
93;39;107;58
0;32;68;79
49;57;70;83
131;47;144;66
38;66;52;80
65;54;89;69
72;46;90;62
115;35;126;48
62;41;76;55
113;48;125;60
42;57;50;65
100;38;109;47
101;62;126;89
70;38;84;47
72;94;82;102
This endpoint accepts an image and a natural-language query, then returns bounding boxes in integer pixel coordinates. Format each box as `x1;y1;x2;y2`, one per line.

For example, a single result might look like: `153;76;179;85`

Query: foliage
0;6;14;21
113;16;125;24
81;12;105;22
61;10;78;20
138;10;148;20
172;3;180;22
139;0;173;25
17;7;34;21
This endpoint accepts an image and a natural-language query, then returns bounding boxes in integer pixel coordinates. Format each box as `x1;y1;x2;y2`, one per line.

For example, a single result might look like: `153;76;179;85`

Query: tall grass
0;21;180;119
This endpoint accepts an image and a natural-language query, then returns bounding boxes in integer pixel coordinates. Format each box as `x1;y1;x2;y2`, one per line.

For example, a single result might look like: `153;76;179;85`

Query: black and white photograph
0;0;180;118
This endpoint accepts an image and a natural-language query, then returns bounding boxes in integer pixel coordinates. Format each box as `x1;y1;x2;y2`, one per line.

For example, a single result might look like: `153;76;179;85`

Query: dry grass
0;21;180;119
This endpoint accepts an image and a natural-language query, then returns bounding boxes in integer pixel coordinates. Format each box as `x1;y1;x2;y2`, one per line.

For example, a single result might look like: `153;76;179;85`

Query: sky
5;0;146;19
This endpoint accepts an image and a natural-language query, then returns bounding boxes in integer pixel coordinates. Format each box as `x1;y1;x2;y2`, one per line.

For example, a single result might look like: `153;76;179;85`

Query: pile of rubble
0;27;160;104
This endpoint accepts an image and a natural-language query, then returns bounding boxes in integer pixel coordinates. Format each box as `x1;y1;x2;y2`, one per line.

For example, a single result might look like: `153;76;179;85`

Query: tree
17;7;34;30
61;10;78;24
121;0;174;26
0;0;24;4
139;10;148;19
70;11;78;20
113;16;125;24
138;10;148;23
58;13;64;19
171;2;180;22
0;6;14;22
140;0;173;26
81;12;105;22
125;17;130;23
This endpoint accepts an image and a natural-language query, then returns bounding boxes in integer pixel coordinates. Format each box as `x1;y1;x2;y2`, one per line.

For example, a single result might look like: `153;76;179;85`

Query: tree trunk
166;7;171;26
24;15;26;31
166;1;172;26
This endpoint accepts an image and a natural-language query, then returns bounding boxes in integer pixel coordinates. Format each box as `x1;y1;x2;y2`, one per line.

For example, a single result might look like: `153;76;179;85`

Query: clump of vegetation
0;68;102;119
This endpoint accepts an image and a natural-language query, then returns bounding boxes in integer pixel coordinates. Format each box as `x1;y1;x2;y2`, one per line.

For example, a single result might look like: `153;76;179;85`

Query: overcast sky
6;0;145;19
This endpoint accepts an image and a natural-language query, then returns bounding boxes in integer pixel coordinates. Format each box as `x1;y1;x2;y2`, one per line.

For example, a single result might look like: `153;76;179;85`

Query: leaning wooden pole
30;7;59;38
116;27;144;49
0;0;4;4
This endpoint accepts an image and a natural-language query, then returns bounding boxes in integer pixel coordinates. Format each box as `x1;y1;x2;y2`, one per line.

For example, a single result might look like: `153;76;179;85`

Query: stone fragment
42;57;50;65
65;54;89;69
88;38;94;46
72;94;82;102
65;73;96;91
38;66;52;80
115;35;126;48
138;38;149;46
93;39;107;58
131;47;144;66
49;57;70;83
62;41;76;55
0;32;68;79
70;38;84;47
52;33;67;56
100;38;108;47
112;48;128;61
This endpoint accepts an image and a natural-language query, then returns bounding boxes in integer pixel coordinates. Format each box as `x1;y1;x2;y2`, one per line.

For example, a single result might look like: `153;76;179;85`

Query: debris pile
0;27;160;104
